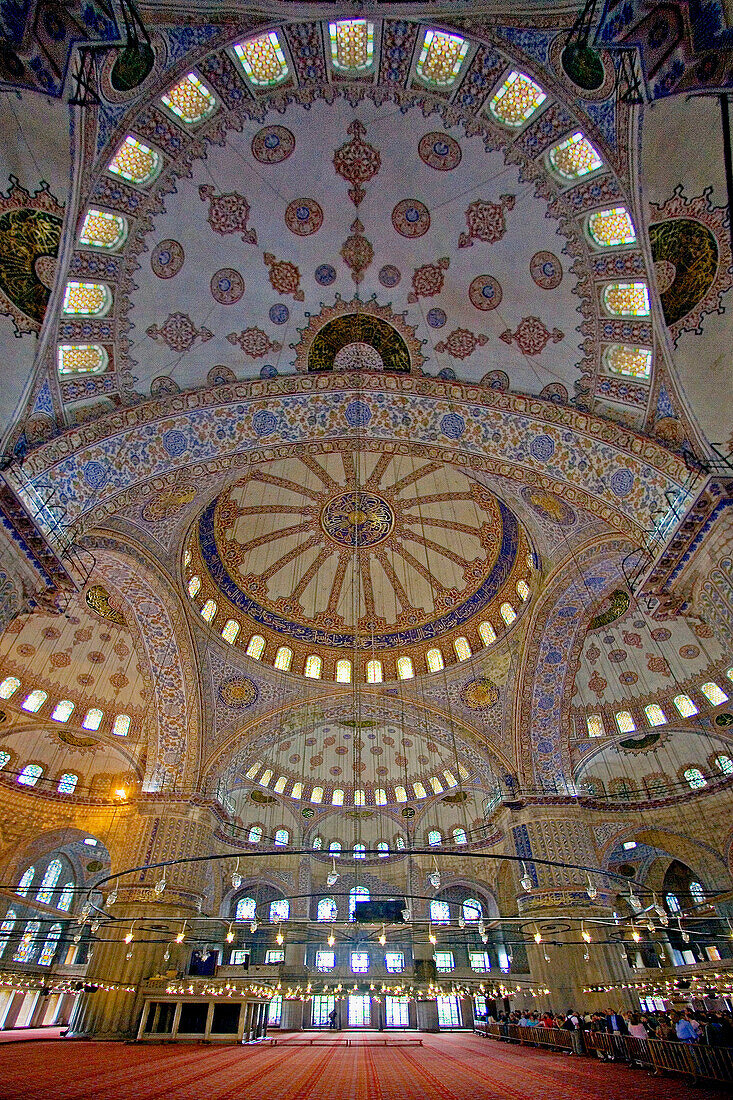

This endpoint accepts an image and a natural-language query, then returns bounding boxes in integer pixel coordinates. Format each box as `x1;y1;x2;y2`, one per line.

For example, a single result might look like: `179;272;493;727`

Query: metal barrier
477;1022;733;1085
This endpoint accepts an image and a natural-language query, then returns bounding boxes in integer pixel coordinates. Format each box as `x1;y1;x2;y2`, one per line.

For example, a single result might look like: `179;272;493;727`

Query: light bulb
520;874;532;892
124;931;133;944
226;926;234;943
175;931;185;944
481;933;488;944
478;919;486;936
533;929;542;944
90;919;100;933
163;947;170;962
276;930;284;945
401;904;412;922
231;872;242;889
583;948;590;962
126;949;133;961
682;930;690;944
631;926;641;943
154;878;166;896
327;931;335;947
582;929;591;943
81;901;92;917
586;876;598;901
378;927;386;946
73;933;81;944
250;920;258;933
107;889;118;906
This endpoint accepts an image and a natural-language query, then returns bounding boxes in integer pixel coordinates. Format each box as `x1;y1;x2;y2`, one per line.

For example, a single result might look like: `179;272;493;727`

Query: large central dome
185;448;533;677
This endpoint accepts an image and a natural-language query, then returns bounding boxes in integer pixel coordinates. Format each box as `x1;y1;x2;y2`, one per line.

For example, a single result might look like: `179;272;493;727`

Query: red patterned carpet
0;1033;723;1099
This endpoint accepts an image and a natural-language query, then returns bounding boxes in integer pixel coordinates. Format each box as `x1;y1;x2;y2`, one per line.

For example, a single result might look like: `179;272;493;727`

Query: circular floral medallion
520;486;576;526
151;239;184;279
392;199;430;238
251;125;295;164
469;275;503;311
418;132;462;171
461;677;500;710
210;268;244;305
269;303;289;324
285;198;323;237
530;251;563;290
379;264;401;287
321;490;394;548
679;644;700;659
315;264;337;286
219;677;258;708
427;308;447;328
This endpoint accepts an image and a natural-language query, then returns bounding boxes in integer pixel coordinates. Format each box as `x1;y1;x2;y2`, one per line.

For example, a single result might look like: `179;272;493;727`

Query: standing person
674;1012;698;1043
628;1013;648;1039
328;1006;338;1030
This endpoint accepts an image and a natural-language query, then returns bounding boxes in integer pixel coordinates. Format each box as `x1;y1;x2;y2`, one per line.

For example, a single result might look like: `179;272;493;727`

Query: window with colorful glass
161;73;216;124
602;282;650;317
548;132;603;180
79;209;127;251
62;281;111;317
234;33;289;87
603;344;652;380
488;70;546;127
36;859;62;903
416;30;469;87
587;207;636;248
329;20;374;72
107;136;161;185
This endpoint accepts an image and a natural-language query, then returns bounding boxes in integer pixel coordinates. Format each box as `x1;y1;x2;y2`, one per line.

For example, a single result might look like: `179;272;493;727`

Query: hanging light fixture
250;919;258;934
231;857;242;891
107;887;118;906
124;921;135;945
428;924;437;945
326;858;340;887
520;862;533;892
401;900;412;922
631;923;641;943
533;926;542;944
586;875;598;901
153;873;166;896
276;928;284;946
226;922;235;943
378;925;386;946
428;857;440;890
628;888;642;912
175;920;187;944
327;927;336;947
581;923;591;943
678;917;690;945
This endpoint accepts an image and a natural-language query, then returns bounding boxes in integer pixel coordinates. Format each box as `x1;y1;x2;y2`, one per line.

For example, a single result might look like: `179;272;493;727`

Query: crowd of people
496;1007;733;1046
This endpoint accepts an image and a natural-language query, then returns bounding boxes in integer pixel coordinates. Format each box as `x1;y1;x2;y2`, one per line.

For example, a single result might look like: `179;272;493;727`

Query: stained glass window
57;882;74;912
587;714;604;738
434;950;454;972
453;827;468;845
674;693;698;717
353;843;366;859
429;776;444;794
79;209;127;251
335;658;352;683
0;909;16;958
248;825;262;843
62;281;111;317
426;648;444;672
385;952;404;973
411;781;426;800
329;840;341;855
430;899;450;924
443;769;458;787
187;575;200;598
304;654;322;679
270;899;290;922
588;207;636;247
689;881;705;905
329;20;374;72
221;619;240;645
416;30;469;87
0;677;20;698
235;896;256;921
603;344;652;380
311;786;324;804
312;836;323;850
397;656;414;680
38;923;61;966
36;859;63;903
395;835;406;850
500;602;516;625
107;136;161;185
259;769;273;787
349;886;369;920
274;646;292;670
602;282;650;317
13;919;40;962
715;754;733;775
548;132;603;180
273;776;287;794
0;751;9;769
83;708;103;731
200;599;217;623
245;763;261;780
366;659;383;683
479;622;496;646
57;773;78;795
350;951;369;973
161;73;216;124
394;785;407;802
377;841;389;856
247;635;266;660
331;788;344;806
113;714;131;737
265;949;284;964
488;70;546;127
317;897;337;922
58;343;110;379
469;951;491;971
291;782;302;800
374;788;387;805
516;579;530;601
316;950;335;971
615;710;636;733
354;789;365;806
463;898;483;922
51;700;74;723
454;637;471;660
234;33;289;87
428;830;442;847
17;867;35;895
701;681;728;705
18;764;43;785
645;704;667;727
274;828;289;846
683;767;707;790
22;690;47;713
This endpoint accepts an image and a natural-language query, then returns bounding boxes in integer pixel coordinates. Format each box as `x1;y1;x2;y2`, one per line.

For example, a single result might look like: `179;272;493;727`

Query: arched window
586;715;604;738
665;893;682;915
413;781;427;799
22;691;47;713
248;825;263;843
349;886;369;920
270;899;289;922
429;776;444;794
715;754;733;776
0;677;20;698
234;32;290;88
354;789;365;806
394;785;407;802
36;860;63;904
317;897;337;922
603;344;652;380
478;622;496;646
548;132;603;180
62;281;112;317
235;897;256;922
274;647;292;671
602;282;650;317
428;830;442;847
56;341;107;380
113;715;131;738
38;923;63;966
443;769;458;787
304;655;322;679
615;711;636;733
57;883;74;912
259;769;273;787
430;899;451;924
329;19;375;73
689;881;705;906
377;841;389;857
463;898;483;923
500;603;516;626
701;681;728;705
587;207;636;247
82;708;103;731
426;648;444;672
17;765;42;787
489;70;546;127
58;773;78;795
335;659;352;683
201;599;217;623
645;704;667;727
221;619;240;644
291;782;303;800
51;700;74;723
374;788;387;805
273;776;287;794
674;694;698;717
366;659;383;683
188;576;201;597
247;635;266;660
331;788;344;807
397;656;414;680
516;579;530;601
452;827;468;845
0;909;16;958
274;828;289;846
13;920;40;963
311;786;324;804
454;637;471;661
312;835;323;850
329;841;341;856
353;844;366;860
683;767;707;790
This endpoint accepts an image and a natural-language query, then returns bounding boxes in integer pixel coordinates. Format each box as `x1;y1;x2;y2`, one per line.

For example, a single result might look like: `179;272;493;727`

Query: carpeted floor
0;1033;724;1099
